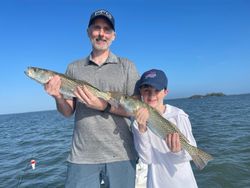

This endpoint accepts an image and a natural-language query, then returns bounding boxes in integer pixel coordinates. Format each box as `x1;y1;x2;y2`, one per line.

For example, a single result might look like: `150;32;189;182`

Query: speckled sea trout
110;94;213;170
25;67;114;102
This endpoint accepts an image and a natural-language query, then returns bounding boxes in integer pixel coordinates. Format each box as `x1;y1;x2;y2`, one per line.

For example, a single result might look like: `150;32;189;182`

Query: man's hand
165;133;182;153
74;86;107;111
44;75;62;99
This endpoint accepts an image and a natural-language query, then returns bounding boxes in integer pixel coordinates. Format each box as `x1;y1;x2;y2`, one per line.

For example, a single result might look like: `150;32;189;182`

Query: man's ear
87;28;91;38
112;32;116;41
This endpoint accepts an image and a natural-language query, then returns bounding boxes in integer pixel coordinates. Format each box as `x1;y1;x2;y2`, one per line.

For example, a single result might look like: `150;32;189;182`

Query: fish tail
189;145;213;170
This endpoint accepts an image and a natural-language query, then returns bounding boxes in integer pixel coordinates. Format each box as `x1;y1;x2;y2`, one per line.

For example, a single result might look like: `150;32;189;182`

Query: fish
24;66;114;102
110;94;213;170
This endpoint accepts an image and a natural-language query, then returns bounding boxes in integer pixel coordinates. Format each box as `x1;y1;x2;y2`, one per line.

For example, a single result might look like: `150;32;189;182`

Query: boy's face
140;85;168;108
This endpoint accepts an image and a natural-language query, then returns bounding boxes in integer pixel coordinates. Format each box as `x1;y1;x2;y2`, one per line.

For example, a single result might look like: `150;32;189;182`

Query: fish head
107;92;142;114
25;67;54;84
120;95;142;113
114;94;141;114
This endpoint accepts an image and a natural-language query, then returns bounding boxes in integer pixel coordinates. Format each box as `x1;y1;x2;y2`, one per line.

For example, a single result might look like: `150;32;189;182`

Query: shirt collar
88;51;119;66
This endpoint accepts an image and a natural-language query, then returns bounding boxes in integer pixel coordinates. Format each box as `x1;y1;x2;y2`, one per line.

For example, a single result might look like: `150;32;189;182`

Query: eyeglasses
90;25;113;34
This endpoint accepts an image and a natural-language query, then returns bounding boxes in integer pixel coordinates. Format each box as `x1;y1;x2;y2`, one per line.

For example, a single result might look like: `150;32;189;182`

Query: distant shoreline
188;92;226;99
166;92;250;101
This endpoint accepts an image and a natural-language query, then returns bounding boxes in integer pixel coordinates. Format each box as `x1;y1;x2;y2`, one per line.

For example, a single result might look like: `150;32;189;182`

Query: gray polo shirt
65;52;140;164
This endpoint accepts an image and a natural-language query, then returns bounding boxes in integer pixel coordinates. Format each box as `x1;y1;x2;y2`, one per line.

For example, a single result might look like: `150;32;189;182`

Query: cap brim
139;81;164;91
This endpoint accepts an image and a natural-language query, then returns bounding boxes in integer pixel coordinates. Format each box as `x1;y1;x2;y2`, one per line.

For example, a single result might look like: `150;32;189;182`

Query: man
45;9;139;188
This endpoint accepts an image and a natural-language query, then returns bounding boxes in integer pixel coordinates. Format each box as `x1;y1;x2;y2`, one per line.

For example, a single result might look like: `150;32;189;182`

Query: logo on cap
145;71;157;79
94;10;112;20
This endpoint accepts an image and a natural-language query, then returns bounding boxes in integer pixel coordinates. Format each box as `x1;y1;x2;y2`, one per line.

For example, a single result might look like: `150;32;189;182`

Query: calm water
0;94;250;188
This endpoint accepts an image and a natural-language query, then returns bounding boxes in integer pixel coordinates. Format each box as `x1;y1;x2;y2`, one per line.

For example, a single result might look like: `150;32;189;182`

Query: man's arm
74;86;130;117
54;96;75;117
44;75;75;117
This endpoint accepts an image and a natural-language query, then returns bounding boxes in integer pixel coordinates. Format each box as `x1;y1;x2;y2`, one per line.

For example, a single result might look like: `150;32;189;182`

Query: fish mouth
24;67;31;76
24;69;29;76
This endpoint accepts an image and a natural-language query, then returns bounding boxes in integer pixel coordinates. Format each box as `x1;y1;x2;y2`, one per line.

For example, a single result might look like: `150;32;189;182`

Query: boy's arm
131;120;152;164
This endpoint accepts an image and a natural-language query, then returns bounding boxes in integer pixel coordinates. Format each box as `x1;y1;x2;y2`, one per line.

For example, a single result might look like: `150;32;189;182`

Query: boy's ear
164;89;169;95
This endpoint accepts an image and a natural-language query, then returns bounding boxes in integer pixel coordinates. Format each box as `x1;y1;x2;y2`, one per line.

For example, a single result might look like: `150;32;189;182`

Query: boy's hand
165;133;182;153
135;108;149;133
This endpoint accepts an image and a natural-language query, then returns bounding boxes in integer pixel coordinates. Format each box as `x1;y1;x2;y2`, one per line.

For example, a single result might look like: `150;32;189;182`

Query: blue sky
1;0;249;114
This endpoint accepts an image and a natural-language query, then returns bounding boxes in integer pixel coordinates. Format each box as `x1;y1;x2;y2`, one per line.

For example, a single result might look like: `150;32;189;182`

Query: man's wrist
54;96;66;105
102;102;111;113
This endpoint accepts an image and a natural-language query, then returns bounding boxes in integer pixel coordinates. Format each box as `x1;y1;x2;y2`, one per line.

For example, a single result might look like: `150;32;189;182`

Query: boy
132;69;198;188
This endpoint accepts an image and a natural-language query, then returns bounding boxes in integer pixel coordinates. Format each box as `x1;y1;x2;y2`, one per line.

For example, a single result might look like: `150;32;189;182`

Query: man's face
88;18;115;51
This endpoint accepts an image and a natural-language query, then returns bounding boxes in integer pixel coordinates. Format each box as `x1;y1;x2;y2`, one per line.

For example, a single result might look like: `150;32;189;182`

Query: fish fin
105;92;121;108
108;98;119;108
190;146;213;170
108;91;125;98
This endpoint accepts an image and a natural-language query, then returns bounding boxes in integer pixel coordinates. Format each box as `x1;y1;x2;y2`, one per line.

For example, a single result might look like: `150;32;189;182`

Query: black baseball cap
88;9;115;31
139;69;168;90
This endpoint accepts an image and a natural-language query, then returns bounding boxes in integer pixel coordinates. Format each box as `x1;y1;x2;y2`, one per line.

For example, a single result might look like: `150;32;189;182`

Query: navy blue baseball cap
139;69;168;90
88;9;115;31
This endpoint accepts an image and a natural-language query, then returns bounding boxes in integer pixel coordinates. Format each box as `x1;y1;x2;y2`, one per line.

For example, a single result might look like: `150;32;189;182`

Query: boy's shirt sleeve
131;120;152;164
